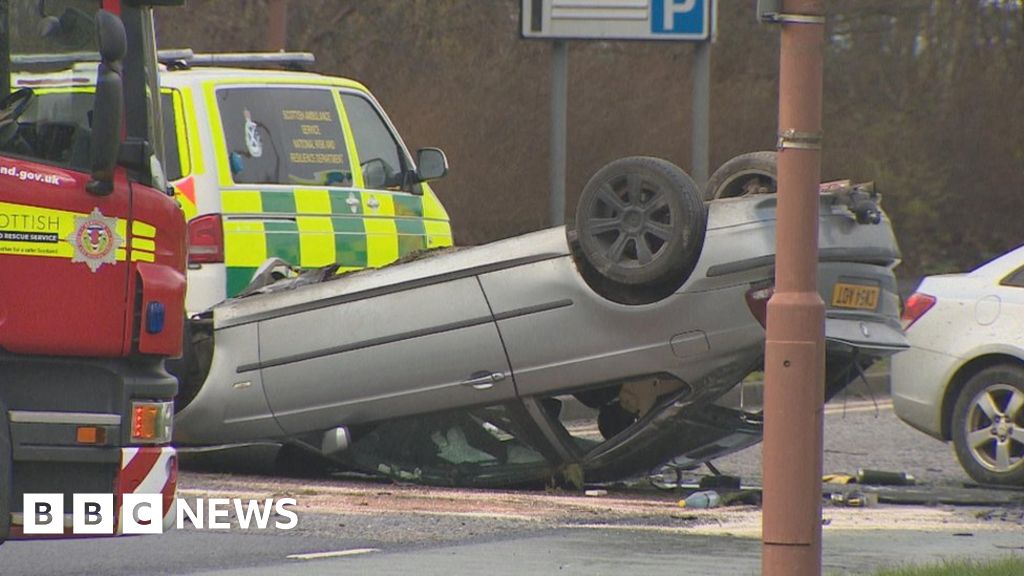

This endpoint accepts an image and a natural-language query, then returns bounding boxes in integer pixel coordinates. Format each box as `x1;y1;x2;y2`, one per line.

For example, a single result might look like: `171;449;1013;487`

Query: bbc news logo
23;494;298;535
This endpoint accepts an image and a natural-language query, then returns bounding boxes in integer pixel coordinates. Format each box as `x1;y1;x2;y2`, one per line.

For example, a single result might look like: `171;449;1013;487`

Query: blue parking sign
651;0;707;36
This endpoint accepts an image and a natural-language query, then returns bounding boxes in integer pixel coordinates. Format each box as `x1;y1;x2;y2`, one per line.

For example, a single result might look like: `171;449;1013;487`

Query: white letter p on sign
665;0;697;25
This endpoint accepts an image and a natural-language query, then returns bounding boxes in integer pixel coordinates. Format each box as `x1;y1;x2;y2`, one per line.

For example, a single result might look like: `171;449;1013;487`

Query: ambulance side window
160;93;182;182
217;87;352;186
340;92;409;191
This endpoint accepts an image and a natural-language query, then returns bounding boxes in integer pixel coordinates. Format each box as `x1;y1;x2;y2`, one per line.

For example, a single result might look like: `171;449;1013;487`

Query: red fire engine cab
0;0;184;540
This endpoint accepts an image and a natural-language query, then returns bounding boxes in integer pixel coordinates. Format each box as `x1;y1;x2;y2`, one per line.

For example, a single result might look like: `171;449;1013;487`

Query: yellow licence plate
831;283;880;310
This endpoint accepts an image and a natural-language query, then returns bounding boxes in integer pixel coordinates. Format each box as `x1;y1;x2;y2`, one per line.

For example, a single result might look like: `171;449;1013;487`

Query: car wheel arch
941;354;1024;441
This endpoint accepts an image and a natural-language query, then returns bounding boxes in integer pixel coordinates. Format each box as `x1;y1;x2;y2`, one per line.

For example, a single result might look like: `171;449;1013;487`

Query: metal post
691;40;711;187
762;1;826;576
267;0;288;52
549;40;568;227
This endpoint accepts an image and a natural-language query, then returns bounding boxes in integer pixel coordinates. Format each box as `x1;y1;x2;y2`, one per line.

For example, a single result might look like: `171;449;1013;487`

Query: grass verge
863;555;1024;576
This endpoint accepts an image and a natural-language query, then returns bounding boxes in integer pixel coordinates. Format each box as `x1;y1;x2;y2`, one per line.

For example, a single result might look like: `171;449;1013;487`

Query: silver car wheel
952;365;1024;486
963;384;1024;473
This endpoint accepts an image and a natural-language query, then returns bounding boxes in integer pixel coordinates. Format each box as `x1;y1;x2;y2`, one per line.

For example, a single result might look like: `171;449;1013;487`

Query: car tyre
569;156;706;304
704;151;777;201
951;364;1024;486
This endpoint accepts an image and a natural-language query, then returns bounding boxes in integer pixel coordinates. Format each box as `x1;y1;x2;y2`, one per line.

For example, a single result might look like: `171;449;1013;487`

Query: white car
892;246;1024;486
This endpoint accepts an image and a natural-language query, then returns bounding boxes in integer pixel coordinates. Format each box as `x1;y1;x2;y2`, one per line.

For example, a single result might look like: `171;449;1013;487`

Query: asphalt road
1;398;1020;576
713;398;974;490
4;524;1022;576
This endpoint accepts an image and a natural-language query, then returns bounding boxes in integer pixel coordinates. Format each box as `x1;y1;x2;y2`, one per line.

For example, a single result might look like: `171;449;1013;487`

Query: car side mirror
86;10;126;196
361;158;389;189
416;148;448;182
37;7;94;49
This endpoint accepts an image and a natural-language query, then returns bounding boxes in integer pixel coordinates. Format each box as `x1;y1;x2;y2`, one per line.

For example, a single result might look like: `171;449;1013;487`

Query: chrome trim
9;411;121;426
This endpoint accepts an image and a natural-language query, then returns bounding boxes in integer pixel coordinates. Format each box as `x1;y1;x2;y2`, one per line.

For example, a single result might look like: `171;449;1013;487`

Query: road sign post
520;0;715;224
550;39;568;226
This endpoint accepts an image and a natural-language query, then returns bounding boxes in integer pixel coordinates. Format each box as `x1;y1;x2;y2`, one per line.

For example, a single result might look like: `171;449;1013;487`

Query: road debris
679;490;722;509
829;491;878;508
857;468;916;486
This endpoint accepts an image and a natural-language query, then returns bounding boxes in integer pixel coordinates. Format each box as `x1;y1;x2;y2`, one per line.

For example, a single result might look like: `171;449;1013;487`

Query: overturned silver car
174;154;907;486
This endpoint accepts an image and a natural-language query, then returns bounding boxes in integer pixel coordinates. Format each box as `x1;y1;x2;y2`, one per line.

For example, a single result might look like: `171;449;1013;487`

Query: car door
476;254;704;399
991;264;1024;342
258;274;517;435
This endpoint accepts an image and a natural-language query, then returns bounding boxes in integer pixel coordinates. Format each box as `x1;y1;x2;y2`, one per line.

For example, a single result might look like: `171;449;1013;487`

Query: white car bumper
891;344;961;440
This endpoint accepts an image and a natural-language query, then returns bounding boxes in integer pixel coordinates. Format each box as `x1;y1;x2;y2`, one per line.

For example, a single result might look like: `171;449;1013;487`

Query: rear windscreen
216;87;352;186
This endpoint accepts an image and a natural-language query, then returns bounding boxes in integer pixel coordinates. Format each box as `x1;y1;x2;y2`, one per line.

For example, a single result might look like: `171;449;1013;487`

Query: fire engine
0;0;184;539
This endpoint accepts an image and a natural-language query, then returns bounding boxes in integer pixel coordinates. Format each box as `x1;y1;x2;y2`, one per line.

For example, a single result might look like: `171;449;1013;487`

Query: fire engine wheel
0;400;11;544
0;88;34;146
704;151;777;201
569;156;706;305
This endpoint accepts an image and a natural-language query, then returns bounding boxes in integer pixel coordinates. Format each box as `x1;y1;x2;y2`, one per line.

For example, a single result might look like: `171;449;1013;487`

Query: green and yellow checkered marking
220;187;451;297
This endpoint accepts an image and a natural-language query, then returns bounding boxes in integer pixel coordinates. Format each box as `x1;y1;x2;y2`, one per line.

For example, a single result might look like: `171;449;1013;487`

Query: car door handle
462;371;505;390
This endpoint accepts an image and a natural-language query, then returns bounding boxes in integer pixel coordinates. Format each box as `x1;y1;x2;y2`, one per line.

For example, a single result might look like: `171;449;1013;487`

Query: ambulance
156;51;454;315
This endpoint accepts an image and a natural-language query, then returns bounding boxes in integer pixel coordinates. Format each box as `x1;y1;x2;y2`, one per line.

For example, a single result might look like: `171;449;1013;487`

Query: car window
0;89;93;172
1001;265;1024;287
340;92;408;190
216;86;352;187
160;92;183;182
